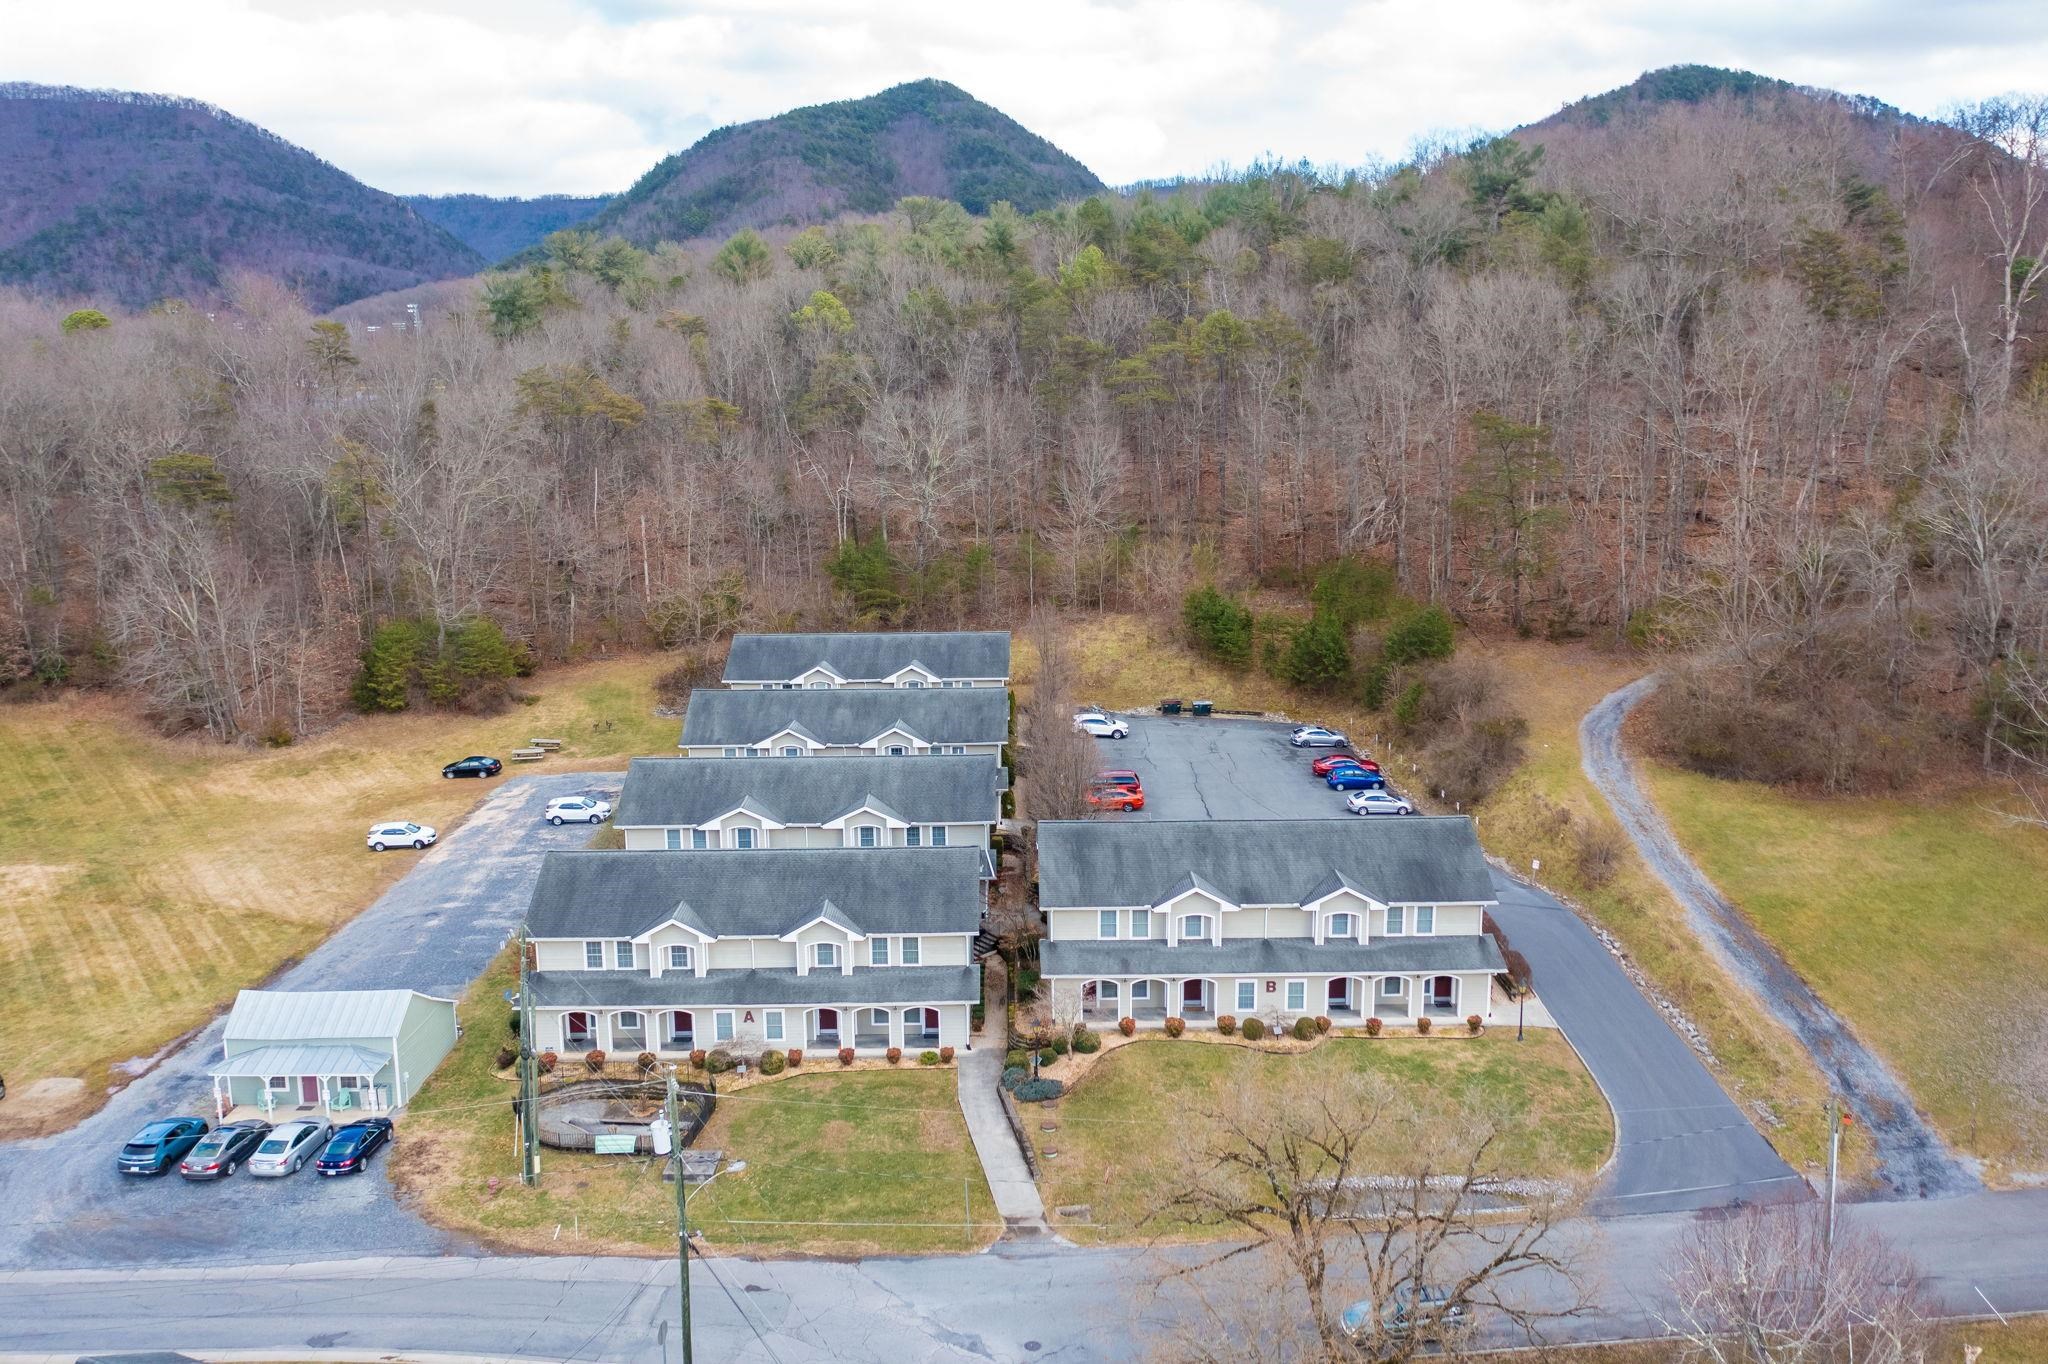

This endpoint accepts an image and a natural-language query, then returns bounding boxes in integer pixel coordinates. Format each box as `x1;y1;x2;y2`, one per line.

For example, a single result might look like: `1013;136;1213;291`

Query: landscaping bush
1001;1065;1028;1091
759;1050;786;1075
1163;1016;1185;1038
705;1048;736;1074
837;1047;855;1066
494;1046;517;1071
1118;1016;1137;1037
1005;1049;1029;1068
1039;1048;1057;1066
1416;1016;1432;1035
1014;1078;1065;1103
919;1050;941;1066
1365;1017;1383;1037
583;1048;607;1073
1072;1029;1101;1054
1314;1015;1332;1035
1241;1017;1267;1041
886;1047;903;1065
971;1003;985;1031
689;1049;707;1070
1217;1014;1237;1036
538;1050;557;1073
939;1045;955;1062
1291;1016;1316;1041
507;1012;521;1035
1467;1014;1483;1035
1050;1035;1070;1056
637;1051;659;1073
787;1048;803;1067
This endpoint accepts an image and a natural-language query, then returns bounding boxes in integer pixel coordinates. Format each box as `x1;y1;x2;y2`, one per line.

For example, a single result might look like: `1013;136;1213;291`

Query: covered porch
808;1004;949;1053
210;1043;393;1122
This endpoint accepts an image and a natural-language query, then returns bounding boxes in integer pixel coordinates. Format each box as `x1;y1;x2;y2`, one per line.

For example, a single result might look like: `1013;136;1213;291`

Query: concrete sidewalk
956;1047;1048;1233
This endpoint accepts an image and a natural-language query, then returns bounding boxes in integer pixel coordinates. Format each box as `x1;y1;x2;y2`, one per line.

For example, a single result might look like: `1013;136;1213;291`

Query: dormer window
856;825;879;848
732;827;757;850
1327;913;1356;939
1178;913;1213;942
886;744;908;756
902;679;925;688
781;746;802;757
668;945;693;971
813;942;838;969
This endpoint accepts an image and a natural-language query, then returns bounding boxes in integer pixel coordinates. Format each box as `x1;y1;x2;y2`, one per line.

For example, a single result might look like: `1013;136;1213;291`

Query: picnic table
510;747;547;762
530;737;563;750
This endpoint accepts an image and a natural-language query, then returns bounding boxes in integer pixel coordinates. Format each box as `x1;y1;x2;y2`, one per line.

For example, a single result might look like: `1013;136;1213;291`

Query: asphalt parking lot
1092;713;1382;820
0;771;621;1271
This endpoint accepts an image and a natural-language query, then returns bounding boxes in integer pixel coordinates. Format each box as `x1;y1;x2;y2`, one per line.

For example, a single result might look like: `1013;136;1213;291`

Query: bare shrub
1573;820;1624;888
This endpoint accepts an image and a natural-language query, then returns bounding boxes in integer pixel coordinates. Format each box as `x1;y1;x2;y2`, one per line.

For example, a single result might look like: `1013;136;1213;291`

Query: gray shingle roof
724;631;1011;683
529;965;980;1008
614;755;1002;828
1040;937;1505;978
524;848;985;940
679;688;1010;749
1036;818;1497;909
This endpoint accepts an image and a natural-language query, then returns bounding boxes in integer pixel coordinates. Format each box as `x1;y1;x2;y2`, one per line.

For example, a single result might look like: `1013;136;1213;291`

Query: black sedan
316;1117;395;1175
117;1117;210;1176
441;755;502;779
178;1118;272;1180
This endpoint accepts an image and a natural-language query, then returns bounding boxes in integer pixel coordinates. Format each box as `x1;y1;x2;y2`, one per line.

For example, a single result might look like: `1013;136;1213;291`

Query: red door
1182;980;1202;1004
300;1077;319;1104
818;1008;839;1034
923;1008;939;1036
567;1011;592;1043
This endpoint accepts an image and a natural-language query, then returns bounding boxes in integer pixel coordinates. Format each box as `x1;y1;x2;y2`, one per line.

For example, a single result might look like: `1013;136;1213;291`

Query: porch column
1168;979;1182;1019
1409;975;1422;1022
889;1009;905;1053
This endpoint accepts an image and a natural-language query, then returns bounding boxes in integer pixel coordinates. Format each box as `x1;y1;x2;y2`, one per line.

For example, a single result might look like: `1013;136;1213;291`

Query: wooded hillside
2;76;2044;799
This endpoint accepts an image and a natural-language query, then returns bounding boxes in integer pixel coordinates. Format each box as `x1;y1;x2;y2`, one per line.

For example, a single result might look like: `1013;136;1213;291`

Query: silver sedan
247;1117;332;1177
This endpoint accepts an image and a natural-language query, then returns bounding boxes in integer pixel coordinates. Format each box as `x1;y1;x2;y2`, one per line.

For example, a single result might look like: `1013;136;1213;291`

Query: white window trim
584;941;604;969
1130;979;1151;1000
1380;976;1404;997
765;1010;785;1042
902;936;921;965
870;936;891;966
1386;906;1406;936
931;825;948;846
1099;910;1119;939
1128;909;1151;939
1284;978;1307;1013
814;942;838;969
1414;905;1435;936
615;940;636;970
667;944;693;971
691;828;709;849
713;1011;735;1043
1235;980;1256;1011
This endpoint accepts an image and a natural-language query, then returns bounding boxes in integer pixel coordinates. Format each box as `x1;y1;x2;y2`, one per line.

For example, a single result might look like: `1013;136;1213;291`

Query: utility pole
1824;1093;1841;1252
518;928;540;1185
666;1070;695;1364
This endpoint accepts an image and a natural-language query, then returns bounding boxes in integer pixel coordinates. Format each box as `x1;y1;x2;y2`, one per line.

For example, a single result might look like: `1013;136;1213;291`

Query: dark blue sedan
316;1117;395;1175
1325;766;1388;791
117;1117;210;1176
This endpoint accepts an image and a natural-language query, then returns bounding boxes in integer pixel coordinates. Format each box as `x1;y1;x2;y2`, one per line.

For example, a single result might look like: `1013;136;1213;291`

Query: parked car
545;795;612;825
1289;725;1348;748
441;755;502;779
1087;785;1145;812
316;1117;395;1176
1094;768;1143;792
1347;790;1417;815
117;1117;210;1176
1340;1284;1470;1343
1310;752;1379;776
1074;712;1131;740
179;1119;273;1180
1325;766;1388;791
367;821;437;852
248;1118;333;1178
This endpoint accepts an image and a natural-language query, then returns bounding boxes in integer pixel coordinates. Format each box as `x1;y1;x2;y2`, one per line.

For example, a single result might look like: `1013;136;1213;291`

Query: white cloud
4;0;2046;196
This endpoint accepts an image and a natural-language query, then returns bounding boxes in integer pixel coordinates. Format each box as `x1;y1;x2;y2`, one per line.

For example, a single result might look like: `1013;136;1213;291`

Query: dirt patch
0;1076;93;1139
819;1119;857;1146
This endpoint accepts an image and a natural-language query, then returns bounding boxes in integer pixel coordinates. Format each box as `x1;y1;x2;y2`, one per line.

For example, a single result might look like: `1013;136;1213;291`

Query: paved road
5;1190;2045;1363
1095;715;1800;1214
1581;678;1976;1200
0;772;622;1272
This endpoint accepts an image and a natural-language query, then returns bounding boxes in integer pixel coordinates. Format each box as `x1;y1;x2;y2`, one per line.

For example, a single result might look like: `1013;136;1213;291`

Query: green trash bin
1159;698;1183;715
1192;699;1213;717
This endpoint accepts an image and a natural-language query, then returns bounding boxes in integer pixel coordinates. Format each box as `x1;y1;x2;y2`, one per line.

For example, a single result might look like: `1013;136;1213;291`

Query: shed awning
211;1043;389;1079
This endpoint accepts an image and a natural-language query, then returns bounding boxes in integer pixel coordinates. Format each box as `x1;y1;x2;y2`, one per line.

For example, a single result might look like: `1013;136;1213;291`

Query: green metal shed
209;988;458;1121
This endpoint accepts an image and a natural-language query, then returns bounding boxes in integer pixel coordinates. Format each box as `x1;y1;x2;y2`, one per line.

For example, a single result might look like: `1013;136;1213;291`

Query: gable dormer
1302;871;1385;943
637;902;716;977
1153;872;1235;946
886;661;939;689
760;724;824;757
860;723;927;756
782;900;864;976
795;663;845;689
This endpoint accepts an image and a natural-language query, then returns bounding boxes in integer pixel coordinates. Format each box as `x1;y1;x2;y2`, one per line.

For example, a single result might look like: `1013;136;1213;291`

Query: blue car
117;1116;211;1176
1325;766;1388;791
316;1117;395;1176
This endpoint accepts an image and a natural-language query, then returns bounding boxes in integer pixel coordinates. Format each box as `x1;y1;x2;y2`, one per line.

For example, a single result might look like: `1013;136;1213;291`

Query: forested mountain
0;84;484;310
579;79;1104;245
406;193;613;263
2;73;2045;805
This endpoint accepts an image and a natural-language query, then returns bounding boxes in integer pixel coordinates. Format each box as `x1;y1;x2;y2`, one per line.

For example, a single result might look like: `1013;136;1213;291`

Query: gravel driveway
1581;677;1975;1199
0;771;622;1271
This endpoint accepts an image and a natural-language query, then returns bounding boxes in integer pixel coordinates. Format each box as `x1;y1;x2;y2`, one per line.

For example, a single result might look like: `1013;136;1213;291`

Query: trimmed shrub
1014;1078;1065;1103
919;1050;941;1066
1416;1016;1432;1035
1001;1065;1028;1091
1365;1017;1383;1037
1467;1014;1483;1035
689;1049;707;1070
787;1048;803;1068
1118;1016;1137;1037
1073;1029;1101;1054
1039;1048;1058;1066
538;1050;557;1073
886;1047;903;1065
494;1046;517;1071
1241;1017;1267;1041
758;1050;787;1076
583;1049;607;1073
1314;1015;1332;1035
939;1046;955;1063
705;1048;736;1074
637;1051;659;1073
1050;1035;1070;1056
837;1047;856;1066
1005;1049;1029;1069
1163;1016;1185;1038
1216;1014;1237;1036
1291;1016;1316;1041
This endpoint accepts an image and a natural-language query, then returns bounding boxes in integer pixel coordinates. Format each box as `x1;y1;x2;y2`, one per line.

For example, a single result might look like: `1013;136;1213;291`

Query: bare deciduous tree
1018;612;1103;826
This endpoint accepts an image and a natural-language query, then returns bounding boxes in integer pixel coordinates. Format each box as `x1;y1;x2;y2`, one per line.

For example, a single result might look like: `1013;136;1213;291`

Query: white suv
545;795;613;825
367;821;436;851
1074;712;1131;740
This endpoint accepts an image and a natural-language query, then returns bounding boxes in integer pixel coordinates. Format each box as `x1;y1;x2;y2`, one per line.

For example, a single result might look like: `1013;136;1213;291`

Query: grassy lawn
393;949;998;1258
0;654;678;1138
1643;762;2048;1175
1031;1033;1610;1240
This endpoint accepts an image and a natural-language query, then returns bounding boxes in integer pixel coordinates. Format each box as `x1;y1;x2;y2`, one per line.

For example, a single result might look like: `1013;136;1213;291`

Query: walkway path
957;967;1049;1233
1579;676;1975;1199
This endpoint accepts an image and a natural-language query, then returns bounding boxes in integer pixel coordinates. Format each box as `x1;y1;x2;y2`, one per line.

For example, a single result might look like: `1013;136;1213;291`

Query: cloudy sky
7;0;2047;197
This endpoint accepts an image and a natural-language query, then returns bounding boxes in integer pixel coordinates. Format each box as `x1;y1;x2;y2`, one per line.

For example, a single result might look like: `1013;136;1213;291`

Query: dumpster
1159;698;1184;715
1191;699;1213;717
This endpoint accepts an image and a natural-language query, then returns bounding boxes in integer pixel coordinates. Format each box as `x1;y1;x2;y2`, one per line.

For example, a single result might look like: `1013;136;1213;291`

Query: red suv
1312;753;1379;776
